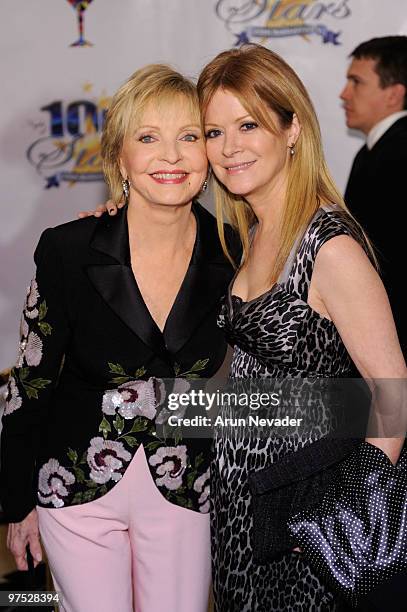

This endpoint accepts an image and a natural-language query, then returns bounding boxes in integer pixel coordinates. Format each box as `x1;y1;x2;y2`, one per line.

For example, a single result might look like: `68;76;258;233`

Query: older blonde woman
0;65;239;612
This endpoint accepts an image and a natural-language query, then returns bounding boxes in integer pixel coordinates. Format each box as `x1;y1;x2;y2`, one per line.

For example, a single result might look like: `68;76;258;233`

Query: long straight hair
197;44;375;275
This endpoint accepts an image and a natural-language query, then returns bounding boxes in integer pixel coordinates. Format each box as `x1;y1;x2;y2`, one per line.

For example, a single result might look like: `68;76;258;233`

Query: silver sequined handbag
287;441;407;608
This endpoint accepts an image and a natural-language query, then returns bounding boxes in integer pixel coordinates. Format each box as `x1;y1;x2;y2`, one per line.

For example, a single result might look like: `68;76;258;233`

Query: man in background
340;36;407;359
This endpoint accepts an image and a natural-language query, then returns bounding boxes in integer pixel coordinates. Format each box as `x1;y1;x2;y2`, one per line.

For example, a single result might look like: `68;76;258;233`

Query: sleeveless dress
212;206;362;612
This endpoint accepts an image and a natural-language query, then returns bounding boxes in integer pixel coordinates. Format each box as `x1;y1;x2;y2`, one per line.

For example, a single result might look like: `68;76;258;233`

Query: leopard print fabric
212;207;362;611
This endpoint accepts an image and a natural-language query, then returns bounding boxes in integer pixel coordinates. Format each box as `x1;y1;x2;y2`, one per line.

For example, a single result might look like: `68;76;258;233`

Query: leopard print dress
212;206;362;612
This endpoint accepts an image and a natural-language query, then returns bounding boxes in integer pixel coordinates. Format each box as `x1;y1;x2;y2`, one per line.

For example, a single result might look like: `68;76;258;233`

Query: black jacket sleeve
0;228;72;522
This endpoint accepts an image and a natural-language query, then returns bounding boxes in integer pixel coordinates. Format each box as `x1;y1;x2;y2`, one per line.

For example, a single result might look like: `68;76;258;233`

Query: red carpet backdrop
1;0;406;369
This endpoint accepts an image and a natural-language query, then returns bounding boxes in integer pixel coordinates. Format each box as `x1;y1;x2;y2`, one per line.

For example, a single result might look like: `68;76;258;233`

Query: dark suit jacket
0;202;240;522
344;116;407;357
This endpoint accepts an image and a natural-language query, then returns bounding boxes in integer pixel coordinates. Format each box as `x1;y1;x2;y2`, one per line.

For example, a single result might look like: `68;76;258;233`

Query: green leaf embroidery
20;374;51;400
72;467;86;483
134;367;146;378
130;419;148;433
28;378;52;390
85;479;99;489
19;368;29;381
144;441;161;451
194;453;204;468
175;358;210;378
78;451;88;465
187;471;196;489
108;362;126;375
72;492;83;505
38;301;48;321
67;448;78;464
173;427;183;445
83;488;97;502
122;435;139;448
173;495;188;507
25;386;38;399
99;417;111;438
113;414;125;434
110;376;132;385
99;485;108;495
190;359;209;372
38;322;52;336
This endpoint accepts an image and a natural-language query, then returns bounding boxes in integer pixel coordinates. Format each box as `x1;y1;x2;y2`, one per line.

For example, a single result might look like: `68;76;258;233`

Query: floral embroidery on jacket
37;458;75;508
102;380;157;420
21;332;43;367
4;277;54;415
3;377;22;416
87;437;132;484
35;359;212;512
148;445;188;491
194;467;210;513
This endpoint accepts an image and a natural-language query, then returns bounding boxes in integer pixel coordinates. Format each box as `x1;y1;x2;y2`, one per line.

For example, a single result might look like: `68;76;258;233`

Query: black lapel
84;207;168;360
163;201;235;355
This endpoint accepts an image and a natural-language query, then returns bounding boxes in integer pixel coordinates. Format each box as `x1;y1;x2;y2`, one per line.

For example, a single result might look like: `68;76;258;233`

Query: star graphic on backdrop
82;81;93;93
318;26;341;45
235;31;250;46
53;140;69;152
323;30;341;45
45;175;60;189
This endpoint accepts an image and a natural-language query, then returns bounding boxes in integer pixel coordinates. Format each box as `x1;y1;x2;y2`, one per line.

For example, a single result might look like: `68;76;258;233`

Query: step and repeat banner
1;0;406;369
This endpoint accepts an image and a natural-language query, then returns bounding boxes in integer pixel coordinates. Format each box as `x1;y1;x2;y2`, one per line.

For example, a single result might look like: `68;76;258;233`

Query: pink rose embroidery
149;445;188;491
38;459;75;508
87;437;132;484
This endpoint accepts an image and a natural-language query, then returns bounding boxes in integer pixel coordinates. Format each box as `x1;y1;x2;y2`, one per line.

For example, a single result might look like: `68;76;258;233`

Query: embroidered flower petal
24;332;43;367
20;315;29;339
4;377;22;416
37;458;75;508
148;445;188;491
193;467;210;512
27;278;39;308
199;500;210;513
87;437;132;484
102;379;157;420
25;308;39;320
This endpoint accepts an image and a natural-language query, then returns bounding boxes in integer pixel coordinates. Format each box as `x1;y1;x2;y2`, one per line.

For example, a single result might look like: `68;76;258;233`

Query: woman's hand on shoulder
7;508;42;571
77;199;124;219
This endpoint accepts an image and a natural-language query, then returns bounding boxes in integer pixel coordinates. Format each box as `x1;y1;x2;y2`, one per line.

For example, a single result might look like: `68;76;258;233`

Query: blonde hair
101;64;200;203
197;44;375;274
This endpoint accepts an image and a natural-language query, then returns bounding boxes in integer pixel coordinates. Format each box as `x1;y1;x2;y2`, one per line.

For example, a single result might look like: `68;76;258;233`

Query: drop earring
122;178;130;199
288;143;295;156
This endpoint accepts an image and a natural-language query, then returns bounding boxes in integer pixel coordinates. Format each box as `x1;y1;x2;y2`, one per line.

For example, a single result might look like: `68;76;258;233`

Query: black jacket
344;116;407;357
0;202;239;522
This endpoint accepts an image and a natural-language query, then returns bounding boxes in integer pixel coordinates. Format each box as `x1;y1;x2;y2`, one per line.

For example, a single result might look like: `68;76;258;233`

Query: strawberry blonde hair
197;44;373;274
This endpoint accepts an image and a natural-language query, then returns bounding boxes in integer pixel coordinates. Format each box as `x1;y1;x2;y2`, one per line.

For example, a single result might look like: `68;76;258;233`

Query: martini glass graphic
66;0;94;47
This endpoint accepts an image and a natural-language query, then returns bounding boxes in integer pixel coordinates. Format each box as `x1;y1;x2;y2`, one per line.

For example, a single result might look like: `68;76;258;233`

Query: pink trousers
37;446;211;612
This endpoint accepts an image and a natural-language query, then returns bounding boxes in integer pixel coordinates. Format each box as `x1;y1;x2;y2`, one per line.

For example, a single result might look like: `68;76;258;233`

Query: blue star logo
45;175;60;189
318;26;341;45
235;31;250;46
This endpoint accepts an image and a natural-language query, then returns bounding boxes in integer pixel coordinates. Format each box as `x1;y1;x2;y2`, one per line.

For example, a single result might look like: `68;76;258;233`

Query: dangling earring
288;143;295;156
122;178;130;199
201;167;211;193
